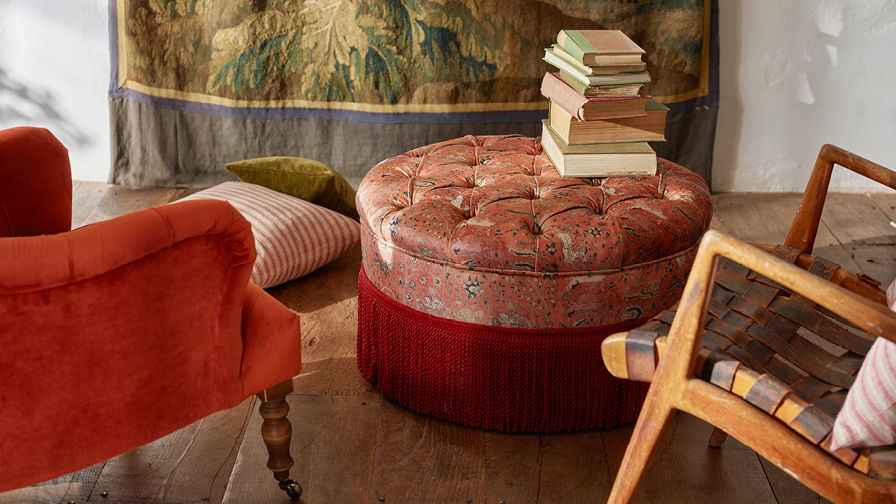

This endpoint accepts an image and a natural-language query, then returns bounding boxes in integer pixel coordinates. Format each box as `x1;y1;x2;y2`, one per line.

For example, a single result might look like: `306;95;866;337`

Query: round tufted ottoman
356;135;712;432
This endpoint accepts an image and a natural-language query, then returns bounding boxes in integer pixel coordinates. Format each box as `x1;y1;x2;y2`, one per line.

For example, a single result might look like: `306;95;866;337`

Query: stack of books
540;29;669;177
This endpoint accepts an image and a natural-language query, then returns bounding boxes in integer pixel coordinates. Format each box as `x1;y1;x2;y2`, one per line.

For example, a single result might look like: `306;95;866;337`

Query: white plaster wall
3;1;896;188
0;0;110;182
714;0;896;192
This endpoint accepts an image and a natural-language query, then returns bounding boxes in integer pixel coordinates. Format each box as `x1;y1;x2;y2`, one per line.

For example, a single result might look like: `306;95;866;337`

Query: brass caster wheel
279;479;302;500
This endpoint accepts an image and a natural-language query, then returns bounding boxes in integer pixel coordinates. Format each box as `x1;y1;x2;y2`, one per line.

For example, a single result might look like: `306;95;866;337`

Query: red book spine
541;72;587;118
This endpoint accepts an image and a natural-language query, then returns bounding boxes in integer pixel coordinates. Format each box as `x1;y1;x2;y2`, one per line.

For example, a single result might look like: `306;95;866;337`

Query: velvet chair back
0;126;72;237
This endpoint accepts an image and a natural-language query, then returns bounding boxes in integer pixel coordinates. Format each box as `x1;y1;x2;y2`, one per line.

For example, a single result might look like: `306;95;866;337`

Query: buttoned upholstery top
358;135;713;329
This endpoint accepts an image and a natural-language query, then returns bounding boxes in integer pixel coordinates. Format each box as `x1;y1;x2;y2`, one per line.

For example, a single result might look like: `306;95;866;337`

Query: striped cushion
830;279;896;450
182;182;360;288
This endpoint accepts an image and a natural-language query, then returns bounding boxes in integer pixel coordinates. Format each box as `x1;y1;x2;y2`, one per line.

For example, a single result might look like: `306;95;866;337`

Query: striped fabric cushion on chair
830;278;896;450
183;181;360;288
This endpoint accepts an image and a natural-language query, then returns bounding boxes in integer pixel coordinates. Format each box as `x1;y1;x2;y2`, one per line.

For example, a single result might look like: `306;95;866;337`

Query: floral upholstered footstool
356;134;712;432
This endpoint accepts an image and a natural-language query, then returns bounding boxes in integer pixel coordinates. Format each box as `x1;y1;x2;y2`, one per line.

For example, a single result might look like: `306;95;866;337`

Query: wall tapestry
109;0;718;188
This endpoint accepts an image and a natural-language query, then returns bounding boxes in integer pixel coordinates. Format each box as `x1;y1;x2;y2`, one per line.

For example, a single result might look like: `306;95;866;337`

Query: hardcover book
555;70;645;98
541;72;649;121
548;45;646;74
543;50;650;87
540;120;657;178
556;29;646;66
549;99;668;145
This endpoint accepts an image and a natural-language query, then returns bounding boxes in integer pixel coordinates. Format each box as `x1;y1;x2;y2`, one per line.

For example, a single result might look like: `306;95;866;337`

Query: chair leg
608;397;677;504
257;379;302;500
708;426;729;447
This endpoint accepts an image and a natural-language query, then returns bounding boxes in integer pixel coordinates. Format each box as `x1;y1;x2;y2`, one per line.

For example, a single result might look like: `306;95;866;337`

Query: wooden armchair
601;145;896;503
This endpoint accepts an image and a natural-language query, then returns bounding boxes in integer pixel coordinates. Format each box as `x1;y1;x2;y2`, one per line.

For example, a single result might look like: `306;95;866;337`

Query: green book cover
557;70;590;94
564;30;595;58
550;44;646;72
556;70;646;98
556;30;645;64
645;98;669;112
545;52;649;85
557;30;588;61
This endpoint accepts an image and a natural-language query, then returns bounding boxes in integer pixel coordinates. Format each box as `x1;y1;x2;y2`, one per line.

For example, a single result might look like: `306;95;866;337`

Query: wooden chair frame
605;145;896;503
608;230;896;503
787;144;896;256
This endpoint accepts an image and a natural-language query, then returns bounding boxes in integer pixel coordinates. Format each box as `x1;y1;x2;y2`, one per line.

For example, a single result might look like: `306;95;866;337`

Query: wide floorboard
6;183;895;504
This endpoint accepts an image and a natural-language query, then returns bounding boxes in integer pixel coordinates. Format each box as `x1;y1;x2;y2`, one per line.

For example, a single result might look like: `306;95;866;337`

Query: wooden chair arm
696;231;896;345
603;333;718;382
603;231;896;383
752;243;886;305
785;144;896;254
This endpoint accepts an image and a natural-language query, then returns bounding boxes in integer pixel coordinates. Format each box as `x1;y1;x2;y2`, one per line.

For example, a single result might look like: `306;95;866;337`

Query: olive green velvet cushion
225;157;359;220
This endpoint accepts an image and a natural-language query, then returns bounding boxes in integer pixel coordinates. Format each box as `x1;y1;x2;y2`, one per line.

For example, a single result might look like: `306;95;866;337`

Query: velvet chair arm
0;199;264;490
240;281;303;397
0;199;254;292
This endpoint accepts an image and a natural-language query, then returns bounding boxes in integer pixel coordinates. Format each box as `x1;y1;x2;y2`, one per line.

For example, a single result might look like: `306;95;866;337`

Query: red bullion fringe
356;266;650;432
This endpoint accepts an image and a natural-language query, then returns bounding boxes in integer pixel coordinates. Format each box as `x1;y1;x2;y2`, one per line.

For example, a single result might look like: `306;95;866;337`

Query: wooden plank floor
5;183;896;504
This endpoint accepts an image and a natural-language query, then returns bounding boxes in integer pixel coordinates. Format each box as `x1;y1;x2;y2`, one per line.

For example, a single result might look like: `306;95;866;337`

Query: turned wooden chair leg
257;379;302;500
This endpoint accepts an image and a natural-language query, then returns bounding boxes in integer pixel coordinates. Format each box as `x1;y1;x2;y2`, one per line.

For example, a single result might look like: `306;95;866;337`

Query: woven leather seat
601;145;896;503
623;247;885;465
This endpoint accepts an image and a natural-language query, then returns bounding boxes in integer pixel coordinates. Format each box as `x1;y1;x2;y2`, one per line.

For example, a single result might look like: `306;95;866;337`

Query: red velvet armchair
0;127;304;499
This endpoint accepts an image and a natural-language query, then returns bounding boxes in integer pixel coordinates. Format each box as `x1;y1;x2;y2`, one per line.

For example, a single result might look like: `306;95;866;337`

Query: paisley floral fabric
358;135;713;329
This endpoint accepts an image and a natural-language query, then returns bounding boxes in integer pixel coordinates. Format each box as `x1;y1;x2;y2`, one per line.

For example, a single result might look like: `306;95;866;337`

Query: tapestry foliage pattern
116;0;713;117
